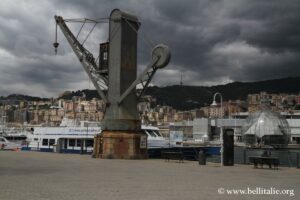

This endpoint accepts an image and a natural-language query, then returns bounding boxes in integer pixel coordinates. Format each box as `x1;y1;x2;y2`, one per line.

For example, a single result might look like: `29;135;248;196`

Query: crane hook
53;42;59;54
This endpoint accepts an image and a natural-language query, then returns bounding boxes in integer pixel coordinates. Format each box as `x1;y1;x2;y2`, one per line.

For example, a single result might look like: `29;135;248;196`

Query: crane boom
54;15;108;103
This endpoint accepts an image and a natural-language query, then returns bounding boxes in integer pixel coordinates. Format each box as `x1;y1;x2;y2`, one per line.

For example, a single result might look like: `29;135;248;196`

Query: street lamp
211;92;223;166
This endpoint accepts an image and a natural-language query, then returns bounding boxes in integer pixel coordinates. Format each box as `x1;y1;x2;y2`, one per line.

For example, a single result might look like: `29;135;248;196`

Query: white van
0;137;21;150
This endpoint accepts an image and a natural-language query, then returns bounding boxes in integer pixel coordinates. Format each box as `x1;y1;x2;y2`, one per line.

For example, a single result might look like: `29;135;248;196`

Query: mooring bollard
243;149;247;164
297;153;300;169
198;150;206;165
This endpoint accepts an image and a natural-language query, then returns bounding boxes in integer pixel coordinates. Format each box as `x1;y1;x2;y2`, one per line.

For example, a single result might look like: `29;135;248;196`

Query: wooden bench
248;156;280;169
161;151;184;163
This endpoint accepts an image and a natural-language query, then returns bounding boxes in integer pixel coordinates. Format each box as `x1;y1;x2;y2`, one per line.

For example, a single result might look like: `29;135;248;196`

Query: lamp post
211;92;223;166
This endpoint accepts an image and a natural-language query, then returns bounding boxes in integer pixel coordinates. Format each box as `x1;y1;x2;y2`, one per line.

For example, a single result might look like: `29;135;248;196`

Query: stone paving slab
0;151;299;200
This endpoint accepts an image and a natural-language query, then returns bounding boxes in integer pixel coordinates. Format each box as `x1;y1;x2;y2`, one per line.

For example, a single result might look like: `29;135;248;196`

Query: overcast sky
0;0;299;97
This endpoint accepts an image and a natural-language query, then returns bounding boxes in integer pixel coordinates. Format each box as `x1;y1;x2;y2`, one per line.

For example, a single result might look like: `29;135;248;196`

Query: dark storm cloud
149;0;300;83
0;0;299;97
228;1;300;53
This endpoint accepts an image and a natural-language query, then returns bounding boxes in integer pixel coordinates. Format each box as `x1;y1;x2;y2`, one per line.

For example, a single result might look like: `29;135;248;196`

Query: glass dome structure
241;109;290;147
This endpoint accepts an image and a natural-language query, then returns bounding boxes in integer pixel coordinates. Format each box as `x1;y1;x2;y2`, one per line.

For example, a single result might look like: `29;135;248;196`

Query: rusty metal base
100;131;148;159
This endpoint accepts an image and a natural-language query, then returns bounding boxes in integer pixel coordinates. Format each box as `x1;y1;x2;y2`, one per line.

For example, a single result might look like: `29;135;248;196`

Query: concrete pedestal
100;131;148;159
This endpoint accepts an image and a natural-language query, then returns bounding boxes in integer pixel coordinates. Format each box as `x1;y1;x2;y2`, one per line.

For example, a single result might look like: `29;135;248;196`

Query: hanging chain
53;22;59;54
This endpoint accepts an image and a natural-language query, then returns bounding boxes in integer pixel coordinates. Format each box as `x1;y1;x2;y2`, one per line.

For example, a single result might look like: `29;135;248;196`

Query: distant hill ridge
0;94;49;102
1;77;299;110
145;77;300;110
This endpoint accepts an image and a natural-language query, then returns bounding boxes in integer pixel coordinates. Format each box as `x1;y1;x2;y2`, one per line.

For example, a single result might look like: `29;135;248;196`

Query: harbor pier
0;151;298;200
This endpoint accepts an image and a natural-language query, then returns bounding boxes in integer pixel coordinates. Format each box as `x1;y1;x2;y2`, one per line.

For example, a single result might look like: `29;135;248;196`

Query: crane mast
54;16;108;103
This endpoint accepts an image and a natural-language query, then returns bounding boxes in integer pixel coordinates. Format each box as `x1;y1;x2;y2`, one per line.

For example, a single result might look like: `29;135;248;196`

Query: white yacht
142;125;169;148
26;118;169;153
26;120;100;153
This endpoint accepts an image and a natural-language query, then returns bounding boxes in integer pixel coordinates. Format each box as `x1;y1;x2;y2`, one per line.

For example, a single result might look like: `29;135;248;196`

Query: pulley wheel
152;44;171;69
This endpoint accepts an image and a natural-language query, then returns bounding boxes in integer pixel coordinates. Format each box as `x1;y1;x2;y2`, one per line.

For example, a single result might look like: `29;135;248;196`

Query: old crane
54;9;170;159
